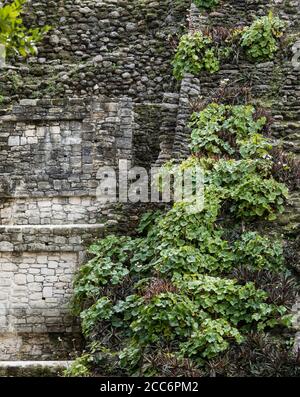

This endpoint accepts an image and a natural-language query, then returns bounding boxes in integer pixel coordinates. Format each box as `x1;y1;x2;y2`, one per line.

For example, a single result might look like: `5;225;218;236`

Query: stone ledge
0;360;74;368
0;224;105;231
0;360;74;376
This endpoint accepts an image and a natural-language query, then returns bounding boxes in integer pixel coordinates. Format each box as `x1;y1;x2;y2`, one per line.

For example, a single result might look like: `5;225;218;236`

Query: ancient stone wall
0;0;299;360
0;0;190;103
0;95;179;359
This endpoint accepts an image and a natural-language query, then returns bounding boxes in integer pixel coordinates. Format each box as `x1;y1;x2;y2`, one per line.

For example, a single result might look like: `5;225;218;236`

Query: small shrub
241;12;286;61
172;32;220;80
0;0;50;57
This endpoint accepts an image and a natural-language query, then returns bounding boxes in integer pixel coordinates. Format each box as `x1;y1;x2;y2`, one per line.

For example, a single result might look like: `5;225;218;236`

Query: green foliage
179;319;243;359
228;172;287;220
129;292;204;343
238;133;272;159
172;273;288;329
172;32;220;80
0;0;50;57
193;0;219;10
241;12;286;61
189;103;268;156
64;354;92;377
81;297;114;336
210;159;288;220
233;232;284;271
137;210;162;235
70;102;294;376
173;14;285;79
153;242;234;276
73;235;135;311
189;104;288;220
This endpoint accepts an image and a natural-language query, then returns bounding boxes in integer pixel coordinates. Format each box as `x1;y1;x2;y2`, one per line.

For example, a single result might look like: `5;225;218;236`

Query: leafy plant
173;13;286;80
64;354;92;377
241;12;286;61
172;273;288;330
81;297;114;337
189;104;288;220
72;235;135;311
172;32;220;80
189;103;268;156
0;0;50;57
70;102;296;377
233;232;284;271
207;159;288;220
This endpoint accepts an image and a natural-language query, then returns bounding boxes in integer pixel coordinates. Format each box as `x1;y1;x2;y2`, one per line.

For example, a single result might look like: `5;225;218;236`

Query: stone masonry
0;0;299;359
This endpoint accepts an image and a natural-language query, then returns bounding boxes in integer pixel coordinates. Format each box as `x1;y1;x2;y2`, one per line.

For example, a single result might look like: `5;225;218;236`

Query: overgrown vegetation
66;102;299;377
173;13;286;80
0;0;50;57
172;32;221;79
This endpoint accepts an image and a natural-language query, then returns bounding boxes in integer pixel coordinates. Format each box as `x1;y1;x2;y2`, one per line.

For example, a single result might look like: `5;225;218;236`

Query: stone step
0;223;105;231
0;360;74;377
0;360;73;368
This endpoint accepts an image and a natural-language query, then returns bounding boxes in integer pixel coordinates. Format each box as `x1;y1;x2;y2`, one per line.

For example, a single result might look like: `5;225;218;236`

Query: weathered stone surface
0;0;299;361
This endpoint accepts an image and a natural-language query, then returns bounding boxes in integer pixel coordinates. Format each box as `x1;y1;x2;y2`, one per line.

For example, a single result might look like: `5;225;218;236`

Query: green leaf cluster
0;0;50;57
241;12;286;61
189;104;288;220
172;32;220;80
172;13;286;79
189;103;269;156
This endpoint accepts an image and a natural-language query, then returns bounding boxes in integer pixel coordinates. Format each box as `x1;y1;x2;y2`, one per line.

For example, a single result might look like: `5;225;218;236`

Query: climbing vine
241;12;286;61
